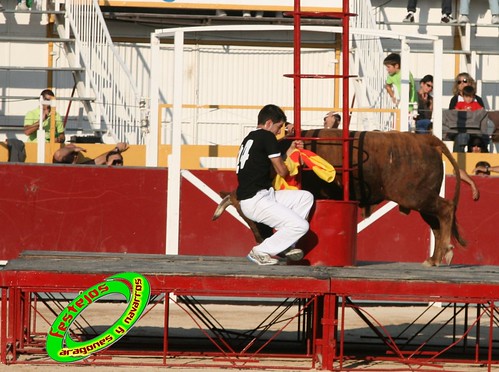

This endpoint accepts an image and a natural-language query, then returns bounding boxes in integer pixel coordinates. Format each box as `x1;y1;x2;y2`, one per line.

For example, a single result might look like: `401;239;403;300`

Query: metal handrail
64;0;143;143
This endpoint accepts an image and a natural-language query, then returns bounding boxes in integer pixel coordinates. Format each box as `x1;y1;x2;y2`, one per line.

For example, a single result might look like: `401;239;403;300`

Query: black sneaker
441;14;456;23
403;12;415;23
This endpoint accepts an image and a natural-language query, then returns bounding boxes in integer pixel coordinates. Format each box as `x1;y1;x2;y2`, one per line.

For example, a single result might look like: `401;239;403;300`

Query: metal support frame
1;268;498;370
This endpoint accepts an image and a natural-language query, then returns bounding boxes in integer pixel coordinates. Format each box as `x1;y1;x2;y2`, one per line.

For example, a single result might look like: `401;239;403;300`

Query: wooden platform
1;251;499;370
2;250;499;301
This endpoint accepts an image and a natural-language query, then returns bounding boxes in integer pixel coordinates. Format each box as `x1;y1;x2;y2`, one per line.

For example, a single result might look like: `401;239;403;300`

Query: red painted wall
0;163;167;260
0;164;497;266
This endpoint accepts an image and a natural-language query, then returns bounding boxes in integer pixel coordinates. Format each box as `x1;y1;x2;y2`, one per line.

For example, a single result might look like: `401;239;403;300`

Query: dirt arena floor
1;301;497;371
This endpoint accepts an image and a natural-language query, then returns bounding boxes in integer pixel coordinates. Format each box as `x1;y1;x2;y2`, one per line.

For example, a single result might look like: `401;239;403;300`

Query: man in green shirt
23;89;65;143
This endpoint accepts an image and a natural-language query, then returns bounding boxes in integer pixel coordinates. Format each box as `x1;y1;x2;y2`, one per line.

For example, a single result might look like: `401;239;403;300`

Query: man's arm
459;169;479;201
473;164;499;174
53;144;87;163
93;143;129;165
23;107;48;136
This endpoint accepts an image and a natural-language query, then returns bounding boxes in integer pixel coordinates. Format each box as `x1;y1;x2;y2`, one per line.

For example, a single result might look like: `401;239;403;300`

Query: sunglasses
457;79;468;84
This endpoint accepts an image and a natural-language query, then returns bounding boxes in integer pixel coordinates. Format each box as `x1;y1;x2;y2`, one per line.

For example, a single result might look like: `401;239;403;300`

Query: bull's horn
212;194;233;221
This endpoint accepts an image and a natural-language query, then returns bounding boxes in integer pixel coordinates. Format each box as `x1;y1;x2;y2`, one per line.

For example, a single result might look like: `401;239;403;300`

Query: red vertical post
293;0;301;134
342;0;350;201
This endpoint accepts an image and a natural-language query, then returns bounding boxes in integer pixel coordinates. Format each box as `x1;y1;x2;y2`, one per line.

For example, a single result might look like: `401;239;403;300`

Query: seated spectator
53;143;128;166
458;0;499;24
455;86;484;112
449;73;485;109
403;0;456;23
414;74;433;134
467;135;488;153
324;111;341;129
24;89;65;143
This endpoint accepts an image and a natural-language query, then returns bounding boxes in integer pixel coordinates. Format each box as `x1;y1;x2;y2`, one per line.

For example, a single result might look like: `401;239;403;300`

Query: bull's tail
212;193;232;221
439;140;467;247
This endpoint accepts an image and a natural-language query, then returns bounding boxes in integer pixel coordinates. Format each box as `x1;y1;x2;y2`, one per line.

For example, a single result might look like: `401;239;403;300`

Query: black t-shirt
236;129;281;200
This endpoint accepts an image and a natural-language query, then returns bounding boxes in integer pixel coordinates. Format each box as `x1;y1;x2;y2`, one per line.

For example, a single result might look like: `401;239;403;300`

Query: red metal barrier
296;200;358;266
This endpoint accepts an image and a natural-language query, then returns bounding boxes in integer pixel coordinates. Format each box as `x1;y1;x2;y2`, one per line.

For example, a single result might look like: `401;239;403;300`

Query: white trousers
240;188;314;256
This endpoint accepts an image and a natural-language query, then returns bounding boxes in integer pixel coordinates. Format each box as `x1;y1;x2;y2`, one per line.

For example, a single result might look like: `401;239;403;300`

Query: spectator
473;161;499;176
236;104;314;266
449;73;485;109
458;0;499;24
414;74;433;134
467;136;488;153
23;89;65;143
324;111;341;129
53;143;128;165
455;86;484;112
403;0;456;23
383;53;417;109
0;1;4;11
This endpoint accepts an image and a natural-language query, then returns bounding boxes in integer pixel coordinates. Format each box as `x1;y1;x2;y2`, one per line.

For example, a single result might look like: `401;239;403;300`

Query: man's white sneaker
283;248;304;261
458;15;470;23
247;249;279;266
492;15;499;25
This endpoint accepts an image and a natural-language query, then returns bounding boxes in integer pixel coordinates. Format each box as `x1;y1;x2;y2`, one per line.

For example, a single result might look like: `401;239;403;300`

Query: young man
23;89;66;143
236;104;314;266
383;53;417;108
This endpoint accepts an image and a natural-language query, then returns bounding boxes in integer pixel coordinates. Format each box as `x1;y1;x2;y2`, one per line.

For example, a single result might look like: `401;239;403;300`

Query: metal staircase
350;0;394;130
53;0;144;143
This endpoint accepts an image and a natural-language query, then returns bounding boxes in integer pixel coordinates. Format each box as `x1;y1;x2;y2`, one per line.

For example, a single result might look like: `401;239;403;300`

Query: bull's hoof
444;245;454;266
422;259;437;267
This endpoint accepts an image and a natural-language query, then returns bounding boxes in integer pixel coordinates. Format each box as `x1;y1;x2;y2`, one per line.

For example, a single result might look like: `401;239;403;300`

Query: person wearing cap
324;111;341;129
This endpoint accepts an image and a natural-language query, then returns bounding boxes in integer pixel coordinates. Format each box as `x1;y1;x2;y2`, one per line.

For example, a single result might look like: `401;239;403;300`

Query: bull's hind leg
420;196;455;267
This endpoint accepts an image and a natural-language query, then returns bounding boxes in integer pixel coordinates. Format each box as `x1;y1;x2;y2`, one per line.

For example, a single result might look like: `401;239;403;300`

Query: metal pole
342;0;350;201
293;0;302;133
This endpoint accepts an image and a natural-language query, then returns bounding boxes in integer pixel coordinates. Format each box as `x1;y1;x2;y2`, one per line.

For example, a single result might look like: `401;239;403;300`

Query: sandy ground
1;301;498;371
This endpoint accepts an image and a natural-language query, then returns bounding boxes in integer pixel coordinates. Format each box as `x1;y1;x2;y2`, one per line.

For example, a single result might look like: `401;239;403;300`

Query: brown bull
214;129;464;267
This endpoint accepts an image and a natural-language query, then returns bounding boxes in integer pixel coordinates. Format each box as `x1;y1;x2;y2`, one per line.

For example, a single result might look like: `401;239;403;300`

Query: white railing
350;0;394;130
64;0;144;143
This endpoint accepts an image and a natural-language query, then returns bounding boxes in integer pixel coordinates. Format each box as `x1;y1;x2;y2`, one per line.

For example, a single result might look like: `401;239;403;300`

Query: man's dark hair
257;104;287;125
40;89;55;99
383;53;401;67
462;85;475;97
